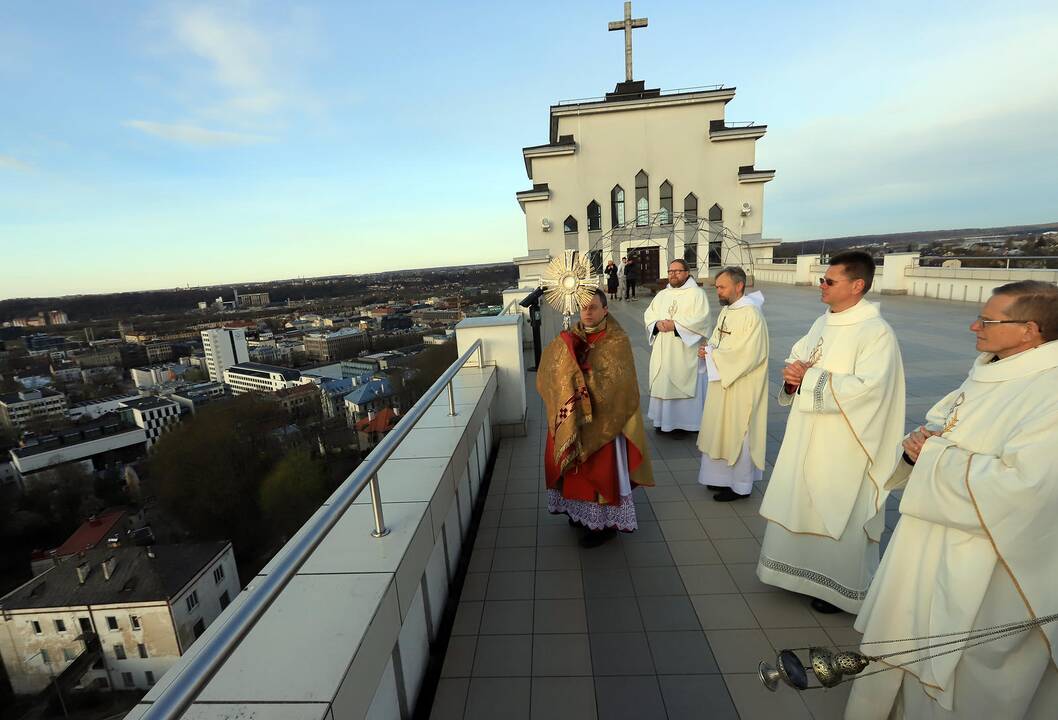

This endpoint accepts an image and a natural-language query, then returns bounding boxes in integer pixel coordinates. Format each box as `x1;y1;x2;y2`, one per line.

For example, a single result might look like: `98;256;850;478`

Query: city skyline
3;1;1057;299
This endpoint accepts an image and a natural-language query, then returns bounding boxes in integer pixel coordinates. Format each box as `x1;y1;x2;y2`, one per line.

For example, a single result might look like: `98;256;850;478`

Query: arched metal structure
584;211;755;285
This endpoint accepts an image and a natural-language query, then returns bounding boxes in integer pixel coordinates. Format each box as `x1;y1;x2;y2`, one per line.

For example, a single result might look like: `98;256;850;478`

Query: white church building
513;2;777;294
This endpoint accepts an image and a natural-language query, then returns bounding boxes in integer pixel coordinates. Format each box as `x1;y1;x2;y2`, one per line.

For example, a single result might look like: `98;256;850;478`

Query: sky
2;1;1057;299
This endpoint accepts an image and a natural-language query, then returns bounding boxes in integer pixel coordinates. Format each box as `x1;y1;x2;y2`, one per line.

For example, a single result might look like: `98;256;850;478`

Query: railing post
476;342;484;369
447;380;457;416
369;474;389;538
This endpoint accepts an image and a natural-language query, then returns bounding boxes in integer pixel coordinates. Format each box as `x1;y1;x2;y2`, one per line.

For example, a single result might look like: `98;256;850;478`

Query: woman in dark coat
605;260;619;300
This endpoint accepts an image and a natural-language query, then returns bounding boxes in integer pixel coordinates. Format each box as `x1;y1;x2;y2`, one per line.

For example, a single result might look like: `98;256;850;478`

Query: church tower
514;2;776;290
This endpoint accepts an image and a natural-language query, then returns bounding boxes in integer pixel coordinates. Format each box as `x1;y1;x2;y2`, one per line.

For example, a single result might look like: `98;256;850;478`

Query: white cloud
0;154;32;171
124;120;272;147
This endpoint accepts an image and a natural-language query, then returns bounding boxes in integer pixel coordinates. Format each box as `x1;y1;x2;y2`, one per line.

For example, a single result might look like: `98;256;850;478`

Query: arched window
708;203;723;222
563;215;578;234
659;181;673;225
610;185;625;227
684;193;698;223
587;201;601;231
635;170;649;226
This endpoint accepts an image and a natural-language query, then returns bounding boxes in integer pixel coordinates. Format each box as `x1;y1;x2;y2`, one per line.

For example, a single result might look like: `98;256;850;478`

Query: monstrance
541;250;597;327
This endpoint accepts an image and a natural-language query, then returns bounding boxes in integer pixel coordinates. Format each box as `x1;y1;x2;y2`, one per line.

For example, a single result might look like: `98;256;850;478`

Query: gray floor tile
579;542;627;570
637;595;701;631
440;635;477;678
503;492;540;510
538;524;582;547
589;632;655;675
479;600;534;635
623;541;674;567
691;593;761;630
500;507;539;527
726;562;780;594
430;678;469;720
723;672;812;719
465;677;531;720
745;592;820;628
629;565;686;596
700;516;755;539
665;538;722;565
623;521;665;543
677;564;739;595
530;676;597;720
479;509;500;529
486;571;535;600
713;537;763;563
658;674;739;720
646;630;719;674
452;601;483;635
659;518;708;541
496;525;537;547
688;498;740;519
585;596;643;632
535;570;584;599
534;598;588;634
532;633;593;676
492;546;536;572
471;634;532;677
536;545;581;570
582;568;635;598
468;548;494;574
650;500;696;520
706;629;777;674
643;485;687;503
593;675;667;720
461;572;489;602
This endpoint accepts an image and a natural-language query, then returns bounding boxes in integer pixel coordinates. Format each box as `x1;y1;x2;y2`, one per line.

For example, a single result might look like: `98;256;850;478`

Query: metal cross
716;317;732;346
608;2;648;82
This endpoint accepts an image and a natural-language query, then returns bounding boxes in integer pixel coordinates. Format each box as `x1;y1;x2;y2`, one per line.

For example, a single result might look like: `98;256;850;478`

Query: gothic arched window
611;185;625;227
684;193;698;224
563;215;578;234
587;201;601;231
635;170;649;226
708;203;723;222
659;181;673;225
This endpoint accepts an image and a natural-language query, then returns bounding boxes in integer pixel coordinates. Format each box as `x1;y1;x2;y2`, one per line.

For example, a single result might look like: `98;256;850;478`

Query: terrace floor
429;282;979;720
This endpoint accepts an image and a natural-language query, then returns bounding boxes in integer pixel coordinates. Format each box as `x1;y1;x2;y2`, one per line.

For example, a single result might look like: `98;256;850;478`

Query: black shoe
713;488;751;502
705;485;725;491
654;426;666;434
579;527;617;549
810;598;843;614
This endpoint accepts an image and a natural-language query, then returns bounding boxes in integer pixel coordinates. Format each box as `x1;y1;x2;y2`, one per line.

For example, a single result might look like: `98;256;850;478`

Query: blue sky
2;1;1056;299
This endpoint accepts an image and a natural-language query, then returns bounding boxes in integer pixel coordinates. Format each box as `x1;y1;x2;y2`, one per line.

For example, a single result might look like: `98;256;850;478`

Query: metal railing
554;84;726;106
140;339;486;720
912;255;1058;270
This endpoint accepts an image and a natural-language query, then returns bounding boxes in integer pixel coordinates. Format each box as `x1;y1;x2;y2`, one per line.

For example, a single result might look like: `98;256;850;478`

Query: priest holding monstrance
644;259;711;432
845;280;1058;719
757;251;906;614
537;262;654;548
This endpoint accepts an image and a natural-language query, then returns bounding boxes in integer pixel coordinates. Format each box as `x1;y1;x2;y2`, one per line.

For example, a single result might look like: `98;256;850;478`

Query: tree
259;448;330;538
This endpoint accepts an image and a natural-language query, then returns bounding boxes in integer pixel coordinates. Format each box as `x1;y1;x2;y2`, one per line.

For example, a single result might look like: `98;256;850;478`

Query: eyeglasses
975;316;1030;326
819;277;839;286
668;270;688;275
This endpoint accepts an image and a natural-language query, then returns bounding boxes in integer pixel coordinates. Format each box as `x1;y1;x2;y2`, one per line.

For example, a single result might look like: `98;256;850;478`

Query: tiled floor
431;283;979;719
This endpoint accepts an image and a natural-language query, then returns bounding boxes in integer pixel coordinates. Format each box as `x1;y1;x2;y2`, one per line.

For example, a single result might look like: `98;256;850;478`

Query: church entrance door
634;245;660;285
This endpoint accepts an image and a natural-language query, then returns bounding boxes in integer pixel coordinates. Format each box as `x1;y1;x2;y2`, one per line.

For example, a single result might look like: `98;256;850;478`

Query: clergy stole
696;298;769;468
760;299;905;541
854;340;1058;710
643;278;711;400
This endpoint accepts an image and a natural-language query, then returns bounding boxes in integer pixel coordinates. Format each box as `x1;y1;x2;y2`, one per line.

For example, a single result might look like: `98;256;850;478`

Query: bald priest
846;280;1058;719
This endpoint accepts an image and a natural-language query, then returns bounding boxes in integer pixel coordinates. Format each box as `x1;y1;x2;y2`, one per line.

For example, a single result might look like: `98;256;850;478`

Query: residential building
130;363;192;389
317;377;353;420
50;362;83;384
411;308;465;324
344;377;396;425
29;509;129;576
47;310;70;325
9;414;145;482
144;339;173;364
201;328;249;383
380;315;414;332
25;333;67;353
70;346;122;369
267;384;320;418
0;542;238;695
0;389;67;431
303;327;367;362
169;382;227;415
223;363;303;396
80;366;121;384
235;291;270;308
120;397;180;448
15;375;52;391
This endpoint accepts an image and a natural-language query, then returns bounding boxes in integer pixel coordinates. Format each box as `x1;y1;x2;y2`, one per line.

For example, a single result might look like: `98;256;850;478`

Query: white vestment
696;292;769;494
845;340;1058;719
757;299;905;613
644;277;711;431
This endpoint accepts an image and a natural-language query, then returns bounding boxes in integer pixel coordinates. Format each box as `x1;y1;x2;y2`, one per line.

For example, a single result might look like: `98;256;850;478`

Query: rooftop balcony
128;283;978;720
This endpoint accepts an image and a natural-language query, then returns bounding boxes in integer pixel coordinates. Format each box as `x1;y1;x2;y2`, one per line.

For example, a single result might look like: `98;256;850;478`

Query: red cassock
544;328;645;504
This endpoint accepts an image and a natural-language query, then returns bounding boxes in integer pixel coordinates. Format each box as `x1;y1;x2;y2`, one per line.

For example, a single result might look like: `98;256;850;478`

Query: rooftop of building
0;541;230;610
0;387;65;404
120;396;178;411
52;509;129;558
344;377;395;405
69;394;141;408
227;362;302;381
10;413;139;459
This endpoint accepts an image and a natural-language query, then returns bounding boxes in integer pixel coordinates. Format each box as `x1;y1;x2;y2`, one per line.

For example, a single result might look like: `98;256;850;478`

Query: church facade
514;7;776;291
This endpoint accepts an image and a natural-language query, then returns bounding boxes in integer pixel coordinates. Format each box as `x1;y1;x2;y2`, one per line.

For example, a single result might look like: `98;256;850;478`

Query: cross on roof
608;1;648;83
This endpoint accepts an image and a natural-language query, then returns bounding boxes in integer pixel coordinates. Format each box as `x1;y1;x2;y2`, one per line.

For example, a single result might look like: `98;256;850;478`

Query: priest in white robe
846;280;1058;719
696;266;769;501
757;251;905;614
644;259;711;433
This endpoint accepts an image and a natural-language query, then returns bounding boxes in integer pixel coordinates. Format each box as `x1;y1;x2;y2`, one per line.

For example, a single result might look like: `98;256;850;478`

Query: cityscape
2;2;1057;720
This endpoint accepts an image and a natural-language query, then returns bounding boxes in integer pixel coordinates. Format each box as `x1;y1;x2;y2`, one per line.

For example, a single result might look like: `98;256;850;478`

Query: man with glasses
644;259;711;433
846;280;1058;719
757;251;906;615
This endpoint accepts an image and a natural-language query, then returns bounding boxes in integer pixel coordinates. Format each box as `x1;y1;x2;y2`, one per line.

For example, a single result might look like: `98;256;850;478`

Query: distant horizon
4;2;1057;298
2;219;1054;304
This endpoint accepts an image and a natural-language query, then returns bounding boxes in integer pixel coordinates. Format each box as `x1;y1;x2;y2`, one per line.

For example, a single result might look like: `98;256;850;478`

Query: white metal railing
139;339;485;720
911;255;1058;270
